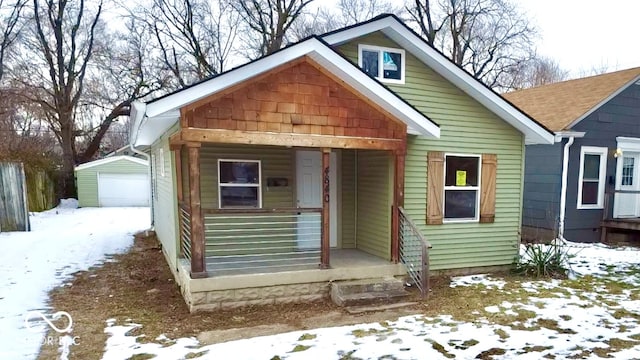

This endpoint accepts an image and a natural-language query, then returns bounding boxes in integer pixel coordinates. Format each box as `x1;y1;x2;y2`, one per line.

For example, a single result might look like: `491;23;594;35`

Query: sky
518;0;640;77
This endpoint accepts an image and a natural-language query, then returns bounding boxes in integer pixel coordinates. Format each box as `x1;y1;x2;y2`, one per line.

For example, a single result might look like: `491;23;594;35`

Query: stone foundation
170;254;407;312
189;282;330;311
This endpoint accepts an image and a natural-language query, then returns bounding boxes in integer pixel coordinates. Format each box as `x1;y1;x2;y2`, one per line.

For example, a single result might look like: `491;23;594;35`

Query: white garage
75;156;150;207
97;173;149;207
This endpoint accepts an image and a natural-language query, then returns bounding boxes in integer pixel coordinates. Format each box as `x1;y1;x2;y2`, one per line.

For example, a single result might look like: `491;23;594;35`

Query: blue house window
358;44;405;84
577;146;607;209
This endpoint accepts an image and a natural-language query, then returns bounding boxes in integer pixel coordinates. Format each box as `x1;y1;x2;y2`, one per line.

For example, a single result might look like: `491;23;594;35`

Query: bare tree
232;0;315;58
11;0;164;197
291;0;402;40
76;19;168;162
19;0;105;197
128;0;240;88
509;56;569;90
336;0;402;24
408;0;539;90
0;0;26;81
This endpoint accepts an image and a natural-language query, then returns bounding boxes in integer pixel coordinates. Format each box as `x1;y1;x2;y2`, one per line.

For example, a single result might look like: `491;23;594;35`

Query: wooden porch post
187;142;206;277
321;148;331;269
173;146;183;203
391;148;406;263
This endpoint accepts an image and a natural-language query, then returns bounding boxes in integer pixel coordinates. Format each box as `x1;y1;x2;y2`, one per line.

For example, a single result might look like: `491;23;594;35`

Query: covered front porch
174;143;406;278
166;58;424;282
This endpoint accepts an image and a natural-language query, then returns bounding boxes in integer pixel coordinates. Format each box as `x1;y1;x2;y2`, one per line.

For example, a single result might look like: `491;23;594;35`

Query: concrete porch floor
178;249;406;293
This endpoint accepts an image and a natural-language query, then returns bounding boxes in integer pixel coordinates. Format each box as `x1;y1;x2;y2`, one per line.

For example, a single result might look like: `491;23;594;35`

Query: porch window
218;159;261;208
443;154;481;221
577;146;607;209
358;44;405;84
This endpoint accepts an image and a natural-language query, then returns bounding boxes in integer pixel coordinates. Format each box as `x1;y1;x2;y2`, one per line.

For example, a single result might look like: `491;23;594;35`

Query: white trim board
576;146;608;210
75;155;148;171
617;137;640;152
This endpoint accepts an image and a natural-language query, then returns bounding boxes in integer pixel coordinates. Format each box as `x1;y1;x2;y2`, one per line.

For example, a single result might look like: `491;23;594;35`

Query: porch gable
171;59;409;151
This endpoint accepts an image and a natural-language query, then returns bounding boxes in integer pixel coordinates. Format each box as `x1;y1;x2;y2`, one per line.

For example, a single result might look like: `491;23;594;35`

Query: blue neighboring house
505;67;640;243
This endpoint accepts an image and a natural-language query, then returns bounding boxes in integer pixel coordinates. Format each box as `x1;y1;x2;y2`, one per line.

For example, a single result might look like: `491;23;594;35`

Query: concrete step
331;277;410;307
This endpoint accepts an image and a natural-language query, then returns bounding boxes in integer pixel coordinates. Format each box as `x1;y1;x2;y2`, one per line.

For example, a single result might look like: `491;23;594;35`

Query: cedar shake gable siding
183;60;406;140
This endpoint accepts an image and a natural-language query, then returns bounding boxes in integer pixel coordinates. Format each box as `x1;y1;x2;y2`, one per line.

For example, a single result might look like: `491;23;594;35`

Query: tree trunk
59;122;77;199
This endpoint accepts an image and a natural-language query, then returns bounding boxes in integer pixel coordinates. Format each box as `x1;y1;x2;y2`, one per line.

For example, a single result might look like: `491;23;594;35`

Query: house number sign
324;167;330;203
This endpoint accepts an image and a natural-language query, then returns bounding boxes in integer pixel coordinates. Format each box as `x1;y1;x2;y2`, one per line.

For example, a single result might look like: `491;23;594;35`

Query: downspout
558;136;575;241
130;144;153;226
129;101;154;226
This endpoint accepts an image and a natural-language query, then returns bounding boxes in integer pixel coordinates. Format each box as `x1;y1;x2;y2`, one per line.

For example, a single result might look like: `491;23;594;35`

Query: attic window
358;44;405;84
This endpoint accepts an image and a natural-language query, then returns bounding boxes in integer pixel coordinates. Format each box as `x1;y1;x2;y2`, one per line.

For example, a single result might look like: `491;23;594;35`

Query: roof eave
74;155;148;171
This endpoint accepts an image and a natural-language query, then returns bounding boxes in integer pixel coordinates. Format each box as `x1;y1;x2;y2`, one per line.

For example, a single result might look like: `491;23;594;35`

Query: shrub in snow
514;240;572;278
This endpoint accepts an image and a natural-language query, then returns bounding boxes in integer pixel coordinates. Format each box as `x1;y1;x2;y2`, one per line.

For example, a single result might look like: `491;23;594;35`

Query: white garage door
98;173;150;207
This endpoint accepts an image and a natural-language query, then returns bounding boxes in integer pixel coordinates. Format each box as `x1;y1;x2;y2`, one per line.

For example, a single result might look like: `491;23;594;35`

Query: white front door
296;150;337;249
614;152;640;218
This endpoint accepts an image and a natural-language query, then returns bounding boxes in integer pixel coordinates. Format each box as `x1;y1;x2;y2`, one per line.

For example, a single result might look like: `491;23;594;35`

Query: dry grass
37;232;342;360
36;232;632;359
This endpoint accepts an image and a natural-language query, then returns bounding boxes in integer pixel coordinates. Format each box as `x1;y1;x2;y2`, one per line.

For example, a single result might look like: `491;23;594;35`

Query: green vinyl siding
340;150;356;248
199;144;296;256
356;150;392;260
339;33;524;270
75;157;148;207
199;144;294;209
151;123;180;270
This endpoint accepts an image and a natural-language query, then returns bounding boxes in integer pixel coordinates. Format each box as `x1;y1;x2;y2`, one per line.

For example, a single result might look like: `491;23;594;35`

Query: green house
129;15;553;311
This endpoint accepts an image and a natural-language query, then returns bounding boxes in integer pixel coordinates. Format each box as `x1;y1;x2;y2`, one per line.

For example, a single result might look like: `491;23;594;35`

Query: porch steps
330;277;410;307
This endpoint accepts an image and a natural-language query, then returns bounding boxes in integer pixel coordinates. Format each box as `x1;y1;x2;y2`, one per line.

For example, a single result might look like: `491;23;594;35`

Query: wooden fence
0;162;30;232
24;167;56;212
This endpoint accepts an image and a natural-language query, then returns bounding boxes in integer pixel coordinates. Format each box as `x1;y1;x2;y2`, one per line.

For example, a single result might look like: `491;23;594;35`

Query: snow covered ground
103;242;640;360
0;202;150;360
3;203;640;359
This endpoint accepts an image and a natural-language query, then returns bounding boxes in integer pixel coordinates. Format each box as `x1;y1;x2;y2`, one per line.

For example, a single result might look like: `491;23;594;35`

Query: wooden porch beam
169;131;183;147
179;128;403;150
187;143;207;278
391;148;406;263
320;148;331;269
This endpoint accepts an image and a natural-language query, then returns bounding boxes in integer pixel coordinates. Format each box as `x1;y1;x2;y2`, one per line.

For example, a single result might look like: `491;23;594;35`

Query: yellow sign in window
456;170;467;186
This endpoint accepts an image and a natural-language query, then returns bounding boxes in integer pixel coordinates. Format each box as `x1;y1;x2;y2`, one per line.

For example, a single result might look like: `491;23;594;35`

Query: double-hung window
218;159;261;208
577;146;607;209
358;44;405;84
444;154;481;221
